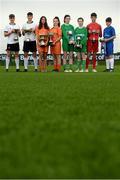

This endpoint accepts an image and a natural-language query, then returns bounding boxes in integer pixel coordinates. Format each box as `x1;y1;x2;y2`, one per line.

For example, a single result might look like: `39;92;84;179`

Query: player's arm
104;35;116;42
61;24;69;42
81;28;88;45
4;29;14;37
53;28;62;45
104;28;116;42
99;25;102;37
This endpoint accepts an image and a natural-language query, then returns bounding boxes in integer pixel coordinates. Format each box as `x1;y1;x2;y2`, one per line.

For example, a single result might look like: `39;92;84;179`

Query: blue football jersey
103;26;116;42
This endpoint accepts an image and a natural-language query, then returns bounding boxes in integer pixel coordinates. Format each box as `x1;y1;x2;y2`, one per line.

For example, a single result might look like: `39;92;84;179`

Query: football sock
93;58;96;69
81;60;86;71
57;64;61;71
15;57;19;69
6;56;10;69
106;59;110;70
24;57;29;69
86;57;90;69
33;57;38;70
110;58;114;70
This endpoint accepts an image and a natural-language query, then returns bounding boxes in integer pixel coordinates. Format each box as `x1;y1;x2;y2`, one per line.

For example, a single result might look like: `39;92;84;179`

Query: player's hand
104;39;108;42
12;29;15;33
52;42;56;46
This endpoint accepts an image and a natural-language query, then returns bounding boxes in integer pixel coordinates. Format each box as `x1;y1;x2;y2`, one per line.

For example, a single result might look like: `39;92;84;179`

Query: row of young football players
4;12;116;72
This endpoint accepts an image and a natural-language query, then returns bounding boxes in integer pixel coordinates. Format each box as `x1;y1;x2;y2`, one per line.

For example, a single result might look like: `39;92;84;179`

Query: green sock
70;64;73;71
73;60;80;71
81;60;86;71
64;64;70;71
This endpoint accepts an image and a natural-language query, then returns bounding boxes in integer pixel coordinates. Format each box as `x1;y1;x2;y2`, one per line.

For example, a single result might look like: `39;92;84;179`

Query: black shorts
23;41;37;52
6;43;20;52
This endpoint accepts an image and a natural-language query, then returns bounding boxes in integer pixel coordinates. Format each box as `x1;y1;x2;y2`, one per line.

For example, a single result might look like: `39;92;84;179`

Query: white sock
110;58;114;70
33;57;38;69
6;56;10;69
24;57;29;69
15;58;19;69
106;59;110;70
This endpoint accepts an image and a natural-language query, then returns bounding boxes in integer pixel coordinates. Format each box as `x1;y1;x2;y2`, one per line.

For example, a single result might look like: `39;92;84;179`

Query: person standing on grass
74;17;87;72
103;17;116;72
4;14;21;72
61;15;75;72
50;17;62;72
36;16;49;72
86;13;102;72
22;12;37;72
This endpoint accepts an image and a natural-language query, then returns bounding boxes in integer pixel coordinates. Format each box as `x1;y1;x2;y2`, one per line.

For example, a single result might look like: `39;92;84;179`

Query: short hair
9;14;15;19
106;17;112;22
27;12;33;16
77;17;84;22
91;13;97;18
64;15;70;22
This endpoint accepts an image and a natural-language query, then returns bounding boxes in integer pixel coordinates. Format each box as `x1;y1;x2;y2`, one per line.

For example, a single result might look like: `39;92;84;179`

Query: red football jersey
87;22;102;41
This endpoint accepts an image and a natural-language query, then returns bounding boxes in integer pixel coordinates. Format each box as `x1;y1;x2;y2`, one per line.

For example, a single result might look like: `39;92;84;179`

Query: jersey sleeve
81;28;88;45
99;25;102;37
58;27;62;38
61;24;69;42
4;25;9;32
111;27;116;36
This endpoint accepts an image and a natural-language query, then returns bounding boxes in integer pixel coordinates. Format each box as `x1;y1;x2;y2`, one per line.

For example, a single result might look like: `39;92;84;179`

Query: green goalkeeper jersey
61;23;74;42
61;23;74;52
74;26;87;45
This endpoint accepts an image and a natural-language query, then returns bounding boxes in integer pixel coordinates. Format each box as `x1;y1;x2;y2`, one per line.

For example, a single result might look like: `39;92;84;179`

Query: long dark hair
38;16;49;30
54;16;60;27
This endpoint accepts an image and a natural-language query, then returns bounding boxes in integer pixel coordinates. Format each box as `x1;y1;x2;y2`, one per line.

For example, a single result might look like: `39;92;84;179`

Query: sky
0;0;120;53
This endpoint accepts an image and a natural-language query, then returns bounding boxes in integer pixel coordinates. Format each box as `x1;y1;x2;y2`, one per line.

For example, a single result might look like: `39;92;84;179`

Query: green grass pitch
0;64;120;178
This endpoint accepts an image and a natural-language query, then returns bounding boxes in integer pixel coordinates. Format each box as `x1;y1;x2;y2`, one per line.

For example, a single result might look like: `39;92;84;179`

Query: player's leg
69;51;74;72
86;40;91;71
80;52;86;72
6;50;10;71
52;54;57;71
24;52;29;72
31;41;37;71
63;51;69;72
92;52;97;72
74;52;81;72
32;51;38;71
108;44;114;72
86;52;91;72
57;55;61;72
92;41;98;72
43;53;47;72
39;52;44;72
15;51;20;72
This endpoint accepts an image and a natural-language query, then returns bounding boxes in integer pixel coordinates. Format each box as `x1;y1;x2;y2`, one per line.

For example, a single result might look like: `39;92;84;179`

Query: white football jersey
22;21;36;42
4;23;20;44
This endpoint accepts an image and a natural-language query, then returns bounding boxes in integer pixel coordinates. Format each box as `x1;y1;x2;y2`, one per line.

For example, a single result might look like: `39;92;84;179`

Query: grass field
0;64;120;178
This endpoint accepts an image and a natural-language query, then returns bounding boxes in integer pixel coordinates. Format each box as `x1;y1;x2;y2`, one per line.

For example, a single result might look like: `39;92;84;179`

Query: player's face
78;19;84;27
53;19;59;26
41;17;46;25
27;15;33;22
91;16;97;22
65;17;70;24
106;21;111;27
9;17;15;24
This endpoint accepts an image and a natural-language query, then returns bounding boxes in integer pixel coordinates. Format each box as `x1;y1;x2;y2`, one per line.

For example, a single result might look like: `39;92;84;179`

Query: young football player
22;12;37;72
86;13;102;72
74;17;87;72
103;17;116;72
61;15;74;72
4;14;21;72
36;16;49;72
50;17;62;72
